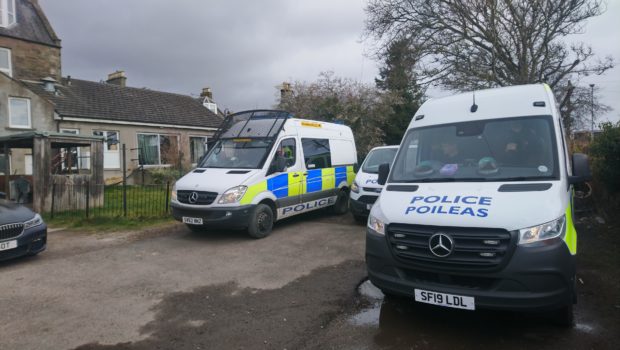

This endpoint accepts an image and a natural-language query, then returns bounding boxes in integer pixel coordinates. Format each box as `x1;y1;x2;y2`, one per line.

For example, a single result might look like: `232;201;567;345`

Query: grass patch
43;184;175;232
43;214;175;232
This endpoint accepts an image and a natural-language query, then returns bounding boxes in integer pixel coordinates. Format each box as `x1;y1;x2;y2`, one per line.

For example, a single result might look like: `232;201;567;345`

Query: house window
0;47;11;76
0;0;16;28
190;136;208;164
137;133;178;166
58;129;90;171
94;130;120;169
9;97;31;128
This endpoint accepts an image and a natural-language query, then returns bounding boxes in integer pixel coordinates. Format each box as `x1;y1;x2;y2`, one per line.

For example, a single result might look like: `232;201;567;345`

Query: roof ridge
66;77;205;100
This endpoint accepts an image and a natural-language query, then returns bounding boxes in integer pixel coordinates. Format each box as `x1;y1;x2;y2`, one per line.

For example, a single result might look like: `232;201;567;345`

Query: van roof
410;84;555;128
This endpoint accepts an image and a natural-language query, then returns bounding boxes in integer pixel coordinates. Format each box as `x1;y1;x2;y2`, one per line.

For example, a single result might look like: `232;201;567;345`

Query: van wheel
552;304;574;327
331;190;349;215
248;204;274;239
353;214;367;224
186;224;205;233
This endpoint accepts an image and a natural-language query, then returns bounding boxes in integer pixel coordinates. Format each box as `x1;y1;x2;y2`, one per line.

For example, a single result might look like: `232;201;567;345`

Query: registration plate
0;240;18;252
414;289;475;310
182;217;203;225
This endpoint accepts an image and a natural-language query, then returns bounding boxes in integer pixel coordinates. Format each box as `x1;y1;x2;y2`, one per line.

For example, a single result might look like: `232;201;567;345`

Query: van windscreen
362;148;398;174
389;116;559;183
200;139;274;169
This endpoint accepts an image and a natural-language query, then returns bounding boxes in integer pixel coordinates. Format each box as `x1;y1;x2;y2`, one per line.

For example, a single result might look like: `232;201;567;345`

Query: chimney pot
200;87;213;99
107;70;127;87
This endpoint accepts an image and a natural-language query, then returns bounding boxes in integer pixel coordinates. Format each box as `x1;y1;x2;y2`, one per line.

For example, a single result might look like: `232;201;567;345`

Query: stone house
1;0;223;186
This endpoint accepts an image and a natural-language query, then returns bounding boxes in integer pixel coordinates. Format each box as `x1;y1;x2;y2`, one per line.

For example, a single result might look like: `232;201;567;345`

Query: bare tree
365;0;615;134
365;0;613;90
277;72;396;156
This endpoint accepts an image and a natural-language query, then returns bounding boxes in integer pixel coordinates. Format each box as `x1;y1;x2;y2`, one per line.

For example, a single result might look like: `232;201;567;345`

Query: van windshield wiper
398;177;487;183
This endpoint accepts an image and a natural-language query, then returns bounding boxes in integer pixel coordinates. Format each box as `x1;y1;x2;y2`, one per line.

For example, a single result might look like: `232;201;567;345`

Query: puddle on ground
348;280;384;327
574;322;596;334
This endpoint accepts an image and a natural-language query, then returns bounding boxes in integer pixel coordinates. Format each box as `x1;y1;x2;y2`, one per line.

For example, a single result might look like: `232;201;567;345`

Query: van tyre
354;214;367;224
331;190;349;215
248;204;274;239
552;303;574;327
186;224;206;233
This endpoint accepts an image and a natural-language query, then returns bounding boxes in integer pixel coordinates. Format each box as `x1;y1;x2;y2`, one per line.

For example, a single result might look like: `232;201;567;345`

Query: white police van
349;146;398;222
367;84;591;325
171;110;357;238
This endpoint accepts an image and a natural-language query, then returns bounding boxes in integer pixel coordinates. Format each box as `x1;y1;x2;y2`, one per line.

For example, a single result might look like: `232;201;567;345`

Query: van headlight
24;214;44;230
518;215;566;245
368;214;385;235
351;181;360;193
171;184;177;201
218;186;248;204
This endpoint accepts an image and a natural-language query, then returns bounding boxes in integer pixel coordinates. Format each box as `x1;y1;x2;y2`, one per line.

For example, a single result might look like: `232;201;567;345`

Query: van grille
177;191;218;205
387;224;515;271
0;223;25;240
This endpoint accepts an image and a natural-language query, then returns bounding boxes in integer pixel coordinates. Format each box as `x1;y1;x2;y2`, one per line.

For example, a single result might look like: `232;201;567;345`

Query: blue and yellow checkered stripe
240;165;355;204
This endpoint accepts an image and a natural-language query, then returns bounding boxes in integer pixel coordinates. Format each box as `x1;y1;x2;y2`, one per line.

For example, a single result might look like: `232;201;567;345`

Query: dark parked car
0;200;47;262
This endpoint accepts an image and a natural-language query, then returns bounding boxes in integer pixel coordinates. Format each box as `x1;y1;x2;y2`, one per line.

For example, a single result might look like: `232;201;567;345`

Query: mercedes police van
171;110;357;238
350;146;398;222
366;84;591;325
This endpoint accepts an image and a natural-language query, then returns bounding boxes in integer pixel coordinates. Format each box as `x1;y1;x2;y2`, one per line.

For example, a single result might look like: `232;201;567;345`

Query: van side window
302;138;332;169
274;138;297;168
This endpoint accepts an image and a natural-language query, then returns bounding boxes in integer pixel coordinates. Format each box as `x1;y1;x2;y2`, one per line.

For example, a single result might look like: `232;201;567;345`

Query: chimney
280;82;293;100
41;76;57;92
200;87;213;99
106;70;127;87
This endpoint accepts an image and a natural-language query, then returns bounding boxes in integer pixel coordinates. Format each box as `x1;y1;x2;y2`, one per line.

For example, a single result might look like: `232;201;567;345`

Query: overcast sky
40;0;619;124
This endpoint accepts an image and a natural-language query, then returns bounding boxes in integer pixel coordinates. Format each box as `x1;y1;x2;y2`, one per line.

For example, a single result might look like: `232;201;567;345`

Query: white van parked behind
366;84;591;325
350;146;398;222
171;110;357;238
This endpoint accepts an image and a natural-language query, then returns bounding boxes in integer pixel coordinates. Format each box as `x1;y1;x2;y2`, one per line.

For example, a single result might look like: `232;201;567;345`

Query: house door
94;130;120;169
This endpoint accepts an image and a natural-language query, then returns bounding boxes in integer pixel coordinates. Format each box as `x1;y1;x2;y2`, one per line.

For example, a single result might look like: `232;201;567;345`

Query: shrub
147;167;182;185
589;121;620;195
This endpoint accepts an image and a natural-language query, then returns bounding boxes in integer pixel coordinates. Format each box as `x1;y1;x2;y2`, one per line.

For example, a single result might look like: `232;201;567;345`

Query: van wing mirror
267;155;287;175
568;153;592;184
378;163;390;185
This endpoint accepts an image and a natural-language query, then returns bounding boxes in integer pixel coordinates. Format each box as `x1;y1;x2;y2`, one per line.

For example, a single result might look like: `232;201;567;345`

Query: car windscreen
199;138;274;169
389;115;559;183
362;148;398;174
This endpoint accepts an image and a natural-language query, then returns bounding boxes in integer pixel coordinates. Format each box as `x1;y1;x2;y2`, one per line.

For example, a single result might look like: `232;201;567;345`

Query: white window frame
136;133;179;167
8;97;31;129
189;135;209;165
0;0;17;28
0;47;12;77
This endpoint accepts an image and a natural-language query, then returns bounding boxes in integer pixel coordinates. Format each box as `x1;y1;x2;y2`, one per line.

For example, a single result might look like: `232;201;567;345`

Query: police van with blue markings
171;110;357;238
366;84;591;325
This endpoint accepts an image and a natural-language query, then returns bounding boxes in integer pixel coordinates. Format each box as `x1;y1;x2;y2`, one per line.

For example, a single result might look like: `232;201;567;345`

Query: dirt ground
1;209;618;350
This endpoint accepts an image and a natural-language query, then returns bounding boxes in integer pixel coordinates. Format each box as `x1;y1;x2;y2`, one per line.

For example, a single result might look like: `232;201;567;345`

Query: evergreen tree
375;38;424;145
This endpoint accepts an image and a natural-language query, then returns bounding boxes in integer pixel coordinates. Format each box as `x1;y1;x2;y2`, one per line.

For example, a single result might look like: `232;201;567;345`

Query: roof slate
0;0;60;47
24;78;224;129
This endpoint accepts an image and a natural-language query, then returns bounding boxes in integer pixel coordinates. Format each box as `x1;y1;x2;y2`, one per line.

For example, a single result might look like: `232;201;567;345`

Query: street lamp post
589;84;595;140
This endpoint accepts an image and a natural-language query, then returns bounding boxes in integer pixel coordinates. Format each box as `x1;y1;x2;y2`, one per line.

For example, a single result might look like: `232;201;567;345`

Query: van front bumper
366;229;575;311
171;203;255;229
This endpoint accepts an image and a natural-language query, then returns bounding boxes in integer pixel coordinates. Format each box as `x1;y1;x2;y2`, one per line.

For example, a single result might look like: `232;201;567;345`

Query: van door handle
303;172;308;176
292;173;300;178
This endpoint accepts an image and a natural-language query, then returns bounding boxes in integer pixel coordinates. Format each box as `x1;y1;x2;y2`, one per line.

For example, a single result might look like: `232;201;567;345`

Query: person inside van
503;120;542;166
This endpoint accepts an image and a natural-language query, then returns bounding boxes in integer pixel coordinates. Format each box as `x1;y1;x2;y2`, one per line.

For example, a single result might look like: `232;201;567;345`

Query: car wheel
331;190;349;215
248;204;274;239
